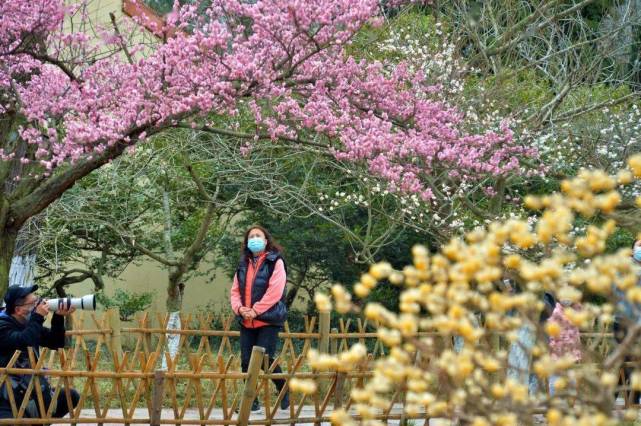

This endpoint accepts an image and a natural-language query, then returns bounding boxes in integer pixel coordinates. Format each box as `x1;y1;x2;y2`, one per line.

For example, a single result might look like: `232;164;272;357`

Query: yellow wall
66;255;233;314
89;0;123;22
64;0;123;29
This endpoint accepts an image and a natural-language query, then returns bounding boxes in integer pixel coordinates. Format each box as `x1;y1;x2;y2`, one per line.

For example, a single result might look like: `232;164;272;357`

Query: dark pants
240;325;286;394
0;387;80;422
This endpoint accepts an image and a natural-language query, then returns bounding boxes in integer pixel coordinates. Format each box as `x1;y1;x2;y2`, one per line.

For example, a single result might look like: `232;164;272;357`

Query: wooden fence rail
0;309;626;424
63;309;618;370
0;345;399;426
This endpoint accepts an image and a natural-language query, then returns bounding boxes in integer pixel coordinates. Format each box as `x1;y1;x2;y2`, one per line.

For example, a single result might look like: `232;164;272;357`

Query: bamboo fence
0;309;635;425
0;310;429;425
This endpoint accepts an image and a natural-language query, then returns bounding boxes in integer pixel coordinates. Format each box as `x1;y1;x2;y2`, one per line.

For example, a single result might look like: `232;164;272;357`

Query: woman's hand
239;307;257;320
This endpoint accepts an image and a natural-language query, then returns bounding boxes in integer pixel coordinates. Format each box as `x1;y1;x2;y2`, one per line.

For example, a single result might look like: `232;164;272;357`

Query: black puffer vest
236;250;287;326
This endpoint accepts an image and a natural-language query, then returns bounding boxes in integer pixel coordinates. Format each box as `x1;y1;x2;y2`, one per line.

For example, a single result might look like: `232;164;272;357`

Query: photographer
0;285;80;421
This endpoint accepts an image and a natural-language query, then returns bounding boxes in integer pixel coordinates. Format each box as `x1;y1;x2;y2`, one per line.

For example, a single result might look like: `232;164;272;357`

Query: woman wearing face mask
230;225;289;413
613;239;641;405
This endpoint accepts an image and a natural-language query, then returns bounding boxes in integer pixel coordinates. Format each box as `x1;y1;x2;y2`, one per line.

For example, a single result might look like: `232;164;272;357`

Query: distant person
230;225;289;412
547;299;583;396
506;279;556;395
613;239;641;405
0;285;80;421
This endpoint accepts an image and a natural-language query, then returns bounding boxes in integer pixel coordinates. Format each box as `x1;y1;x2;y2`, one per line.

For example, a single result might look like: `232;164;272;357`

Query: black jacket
236;250;287;326
0;312;66;368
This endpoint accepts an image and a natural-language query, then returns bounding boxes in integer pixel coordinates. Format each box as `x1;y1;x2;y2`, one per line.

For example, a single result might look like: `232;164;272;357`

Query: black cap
4;285;39;313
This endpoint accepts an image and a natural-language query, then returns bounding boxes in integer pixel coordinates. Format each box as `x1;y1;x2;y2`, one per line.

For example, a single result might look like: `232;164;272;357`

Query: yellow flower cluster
353;261;396;298
317;158;641;425
575;221;616;257
306;343;367;372
547;410;613;426
628;154;641;176
532;354;574;378
314;292;332;312
289;378;317;395
307;349;340;370
329;408;356;426
330;284;351;313
437;349;475;382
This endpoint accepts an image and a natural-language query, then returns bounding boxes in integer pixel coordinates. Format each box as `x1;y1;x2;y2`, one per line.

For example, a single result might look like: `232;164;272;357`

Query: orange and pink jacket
230;255;286;328
548;302;583;362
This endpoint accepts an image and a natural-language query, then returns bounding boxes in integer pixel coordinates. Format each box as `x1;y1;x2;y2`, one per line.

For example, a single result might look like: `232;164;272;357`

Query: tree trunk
0;229;18;300
285;266;309;308
166;278;185;312
161;187;183;312
9;254;36;287
630;0;641;91
285;285;299;308
8;216;42;289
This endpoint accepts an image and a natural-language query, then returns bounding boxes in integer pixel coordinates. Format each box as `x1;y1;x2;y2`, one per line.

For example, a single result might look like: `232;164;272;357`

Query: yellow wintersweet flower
494;413;517;426
564;308;590;328
600;372;618;387
627;286;641;304
403;404;421;417
314;293;332;312
289;378;317;394
354;283;370;298
397;313;418;336
627;154;641;177
411;244;428;258
403;265;421;287
360;273;377;289
377;327;401;347
491;383;506;399
553;377;567;392
442;239;462;260
448;304;465;319
329;408;355;426
369;262;392;280
503;254;522;269
631;372;641;390
547;409;562;426
533;355;556;378
545;322;561;338
596;191;621;213
389;271;404;285
477;355;501;372
512;232;536;249
427;401;448;416
471;417;490;426
524;195;542;210
586;170;615;192
355;403;376;419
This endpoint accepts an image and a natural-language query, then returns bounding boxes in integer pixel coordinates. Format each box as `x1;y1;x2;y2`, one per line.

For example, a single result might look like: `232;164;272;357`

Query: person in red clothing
230;225;289;413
